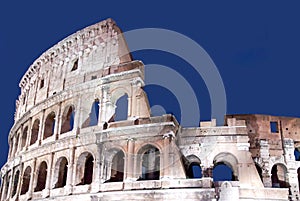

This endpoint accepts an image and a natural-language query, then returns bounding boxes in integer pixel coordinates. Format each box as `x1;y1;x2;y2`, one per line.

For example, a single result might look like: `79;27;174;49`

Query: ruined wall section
226;114;300;158
16;18;132;121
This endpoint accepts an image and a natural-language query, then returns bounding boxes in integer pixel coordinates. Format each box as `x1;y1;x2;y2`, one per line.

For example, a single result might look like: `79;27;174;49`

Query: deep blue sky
0;1;300;168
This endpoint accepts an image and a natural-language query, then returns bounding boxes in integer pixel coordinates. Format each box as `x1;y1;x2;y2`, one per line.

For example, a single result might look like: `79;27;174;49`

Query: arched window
76;152;94;185
89;100;99;126
44;112;56;139
138;145;160;181
185;155;202;179
271;164;289;188
60;106;75;134
212;152;238;181
21;127;28;149
187;163;202;179
30;119;40;145
11;170;20;197
114;94;128;121
109;150;124;182
21;166;31;195
54;157;68;188
34;161;47;192
213;163;234;181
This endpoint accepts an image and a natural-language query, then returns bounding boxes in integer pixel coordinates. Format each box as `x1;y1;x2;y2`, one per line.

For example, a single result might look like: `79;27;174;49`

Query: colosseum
0;18;300;201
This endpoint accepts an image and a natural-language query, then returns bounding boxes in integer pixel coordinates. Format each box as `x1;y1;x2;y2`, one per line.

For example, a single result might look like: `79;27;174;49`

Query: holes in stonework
270;121;279;133
40;79;44;89
91;75;97;80
23;95;26;105
71;59;78;71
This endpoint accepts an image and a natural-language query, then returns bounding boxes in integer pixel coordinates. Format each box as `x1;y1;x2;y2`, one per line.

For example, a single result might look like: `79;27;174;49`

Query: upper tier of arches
15;18;132;121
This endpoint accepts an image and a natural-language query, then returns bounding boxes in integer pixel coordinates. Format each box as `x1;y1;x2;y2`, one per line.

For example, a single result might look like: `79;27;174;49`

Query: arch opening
138;145;160;181
21;166;31;195
271;164;289;188
187;163;202;179
114;94;128;121
21;127;28;149
30;119;40;145
60;106;75;134
212;152;238;181
44;112;56;139
108;150;124;182
76;152;94;185
89;100;100;126
11;170;20;197
34;161;47;192
213;162;235;181
54;157;68;188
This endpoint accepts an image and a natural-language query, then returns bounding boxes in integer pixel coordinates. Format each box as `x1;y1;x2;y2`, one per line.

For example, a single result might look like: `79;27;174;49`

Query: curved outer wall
0;19;295;201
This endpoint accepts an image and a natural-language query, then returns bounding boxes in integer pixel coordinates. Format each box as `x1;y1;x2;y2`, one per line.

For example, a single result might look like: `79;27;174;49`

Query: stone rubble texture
0;18;297;201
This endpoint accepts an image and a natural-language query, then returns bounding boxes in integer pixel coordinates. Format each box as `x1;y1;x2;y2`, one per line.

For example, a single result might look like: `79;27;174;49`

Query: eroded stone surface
0;19;294;201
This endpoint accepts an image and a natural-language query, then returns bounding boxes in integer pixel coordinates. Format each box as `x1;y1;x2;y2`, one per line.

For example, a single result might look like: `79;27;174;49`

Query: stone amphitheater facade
1;18;299;201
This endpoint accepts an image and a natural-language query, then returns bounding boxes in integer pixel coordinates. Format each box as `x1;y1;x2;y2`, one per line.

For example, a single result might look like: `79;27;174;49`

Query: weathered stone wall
0;19;293;201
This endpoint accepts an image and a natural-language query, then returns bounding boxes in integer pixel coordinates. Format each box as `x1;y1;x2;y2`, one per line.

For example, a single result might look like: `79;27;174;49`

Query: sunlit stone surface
0;19;295;201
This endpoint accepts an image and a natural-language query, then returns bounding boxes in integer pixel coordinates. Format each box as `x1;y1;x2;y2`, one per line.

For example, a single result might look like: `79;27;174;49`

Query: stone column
65;147;75;195
125;138;135;181
259;140;272;187
202;166;213;178
100;86;113;123
55;103;62;140
17;125;23;152
43;153;54;198
162;132;175;179
15;163;24;199
73;95;82;134
284;139;299;200
162;134;170;179
91;145;101;193
28;158;37;199
0;175;7;201
7;172;13;200
38;110;46;145
10;137;16;158
130;79;142;118
25;118;33;150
